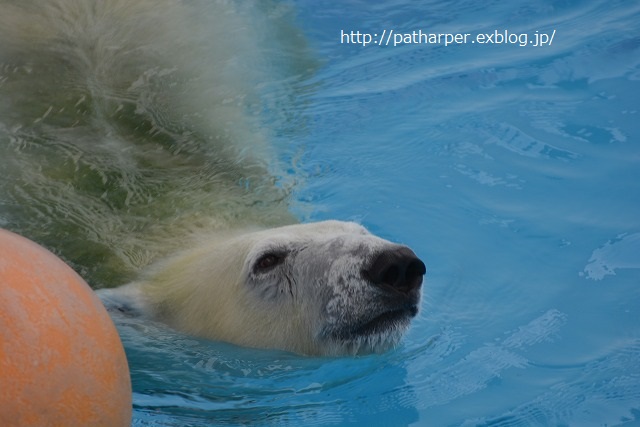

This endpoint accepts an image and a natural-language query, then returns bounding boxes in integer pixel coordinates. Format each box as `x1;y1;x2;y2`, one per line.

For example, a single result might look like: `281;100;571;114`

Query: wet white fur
100;221;417;356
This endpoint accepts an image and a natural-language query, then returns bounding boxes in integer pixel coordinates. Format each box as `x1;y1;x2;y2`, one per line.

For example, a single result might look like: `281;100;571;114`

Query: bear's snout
362;246;426;295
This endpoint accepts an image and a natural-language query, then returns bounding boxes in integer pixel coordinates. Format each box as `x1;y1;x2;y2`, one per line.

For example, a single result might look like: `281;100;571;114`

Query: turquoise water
118;0;640;425
1;0;638;425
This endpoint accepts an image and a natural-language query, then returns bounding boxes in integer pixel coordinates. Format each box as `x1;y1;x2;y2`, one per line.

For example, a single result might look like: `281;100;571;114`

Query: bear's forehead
245;220;388;261
253;220;369;241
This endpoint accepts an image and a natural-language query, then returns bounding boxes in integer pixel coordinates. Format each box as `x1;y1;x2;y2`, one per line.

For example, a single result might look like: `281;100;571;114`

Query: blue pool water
112;0;640;425
2;1;639;426
1;0;633;425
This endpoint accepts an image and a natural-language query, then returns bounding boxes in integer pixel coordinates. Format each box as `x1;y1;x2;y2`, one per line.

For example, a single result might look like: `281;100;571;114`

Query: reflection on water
583;233;640;281
0;0;310;287
113;308;420;426
1;0;639;425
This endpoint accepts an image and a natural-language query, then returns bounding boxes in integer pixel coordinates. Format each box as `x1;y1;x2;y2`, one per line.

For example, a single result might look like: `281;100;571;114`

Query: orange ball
0;229;132;427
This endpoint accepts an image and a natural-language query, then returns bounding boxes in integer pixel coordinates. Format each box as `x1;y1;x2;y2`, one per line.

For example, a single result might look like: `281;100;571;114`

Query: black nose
363;246;426;294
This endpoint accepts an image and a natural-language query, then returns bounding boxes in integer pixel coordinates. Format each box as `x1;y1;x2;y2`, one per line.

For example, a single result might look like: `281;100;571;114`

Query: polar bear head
138;220;425;356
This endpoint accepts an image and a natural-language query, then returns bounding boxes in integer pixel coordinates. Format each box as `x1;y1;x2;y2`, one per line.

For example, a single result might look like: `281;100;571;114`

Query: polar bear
100;221;425;355
0;0;425;355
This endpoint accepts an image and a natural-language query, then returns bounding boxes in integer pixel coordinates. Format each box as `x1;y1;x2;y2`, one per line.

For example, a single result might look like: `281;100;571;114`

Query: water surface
3;0;639;425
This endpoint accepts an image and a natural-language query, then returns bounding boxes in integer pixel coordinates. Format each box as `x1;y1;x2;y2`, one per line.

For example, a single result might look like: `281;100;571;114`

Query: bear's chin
320;306;418;356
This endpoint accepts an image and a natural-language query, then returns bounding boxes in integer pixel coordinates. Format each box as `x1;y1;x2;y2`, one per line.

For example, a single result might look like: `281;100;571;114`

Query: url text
340;29;556;47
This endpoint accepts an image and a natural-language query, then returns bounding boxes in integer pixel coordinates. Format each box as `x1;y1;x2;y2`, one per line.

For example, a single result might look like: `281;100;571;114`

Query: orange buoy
0;228;132;427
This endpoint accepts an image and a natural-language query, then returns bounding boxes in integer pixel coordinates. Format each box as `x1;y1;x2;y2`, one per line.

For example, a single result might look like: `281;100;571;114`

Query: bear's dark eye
254;252;285;272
